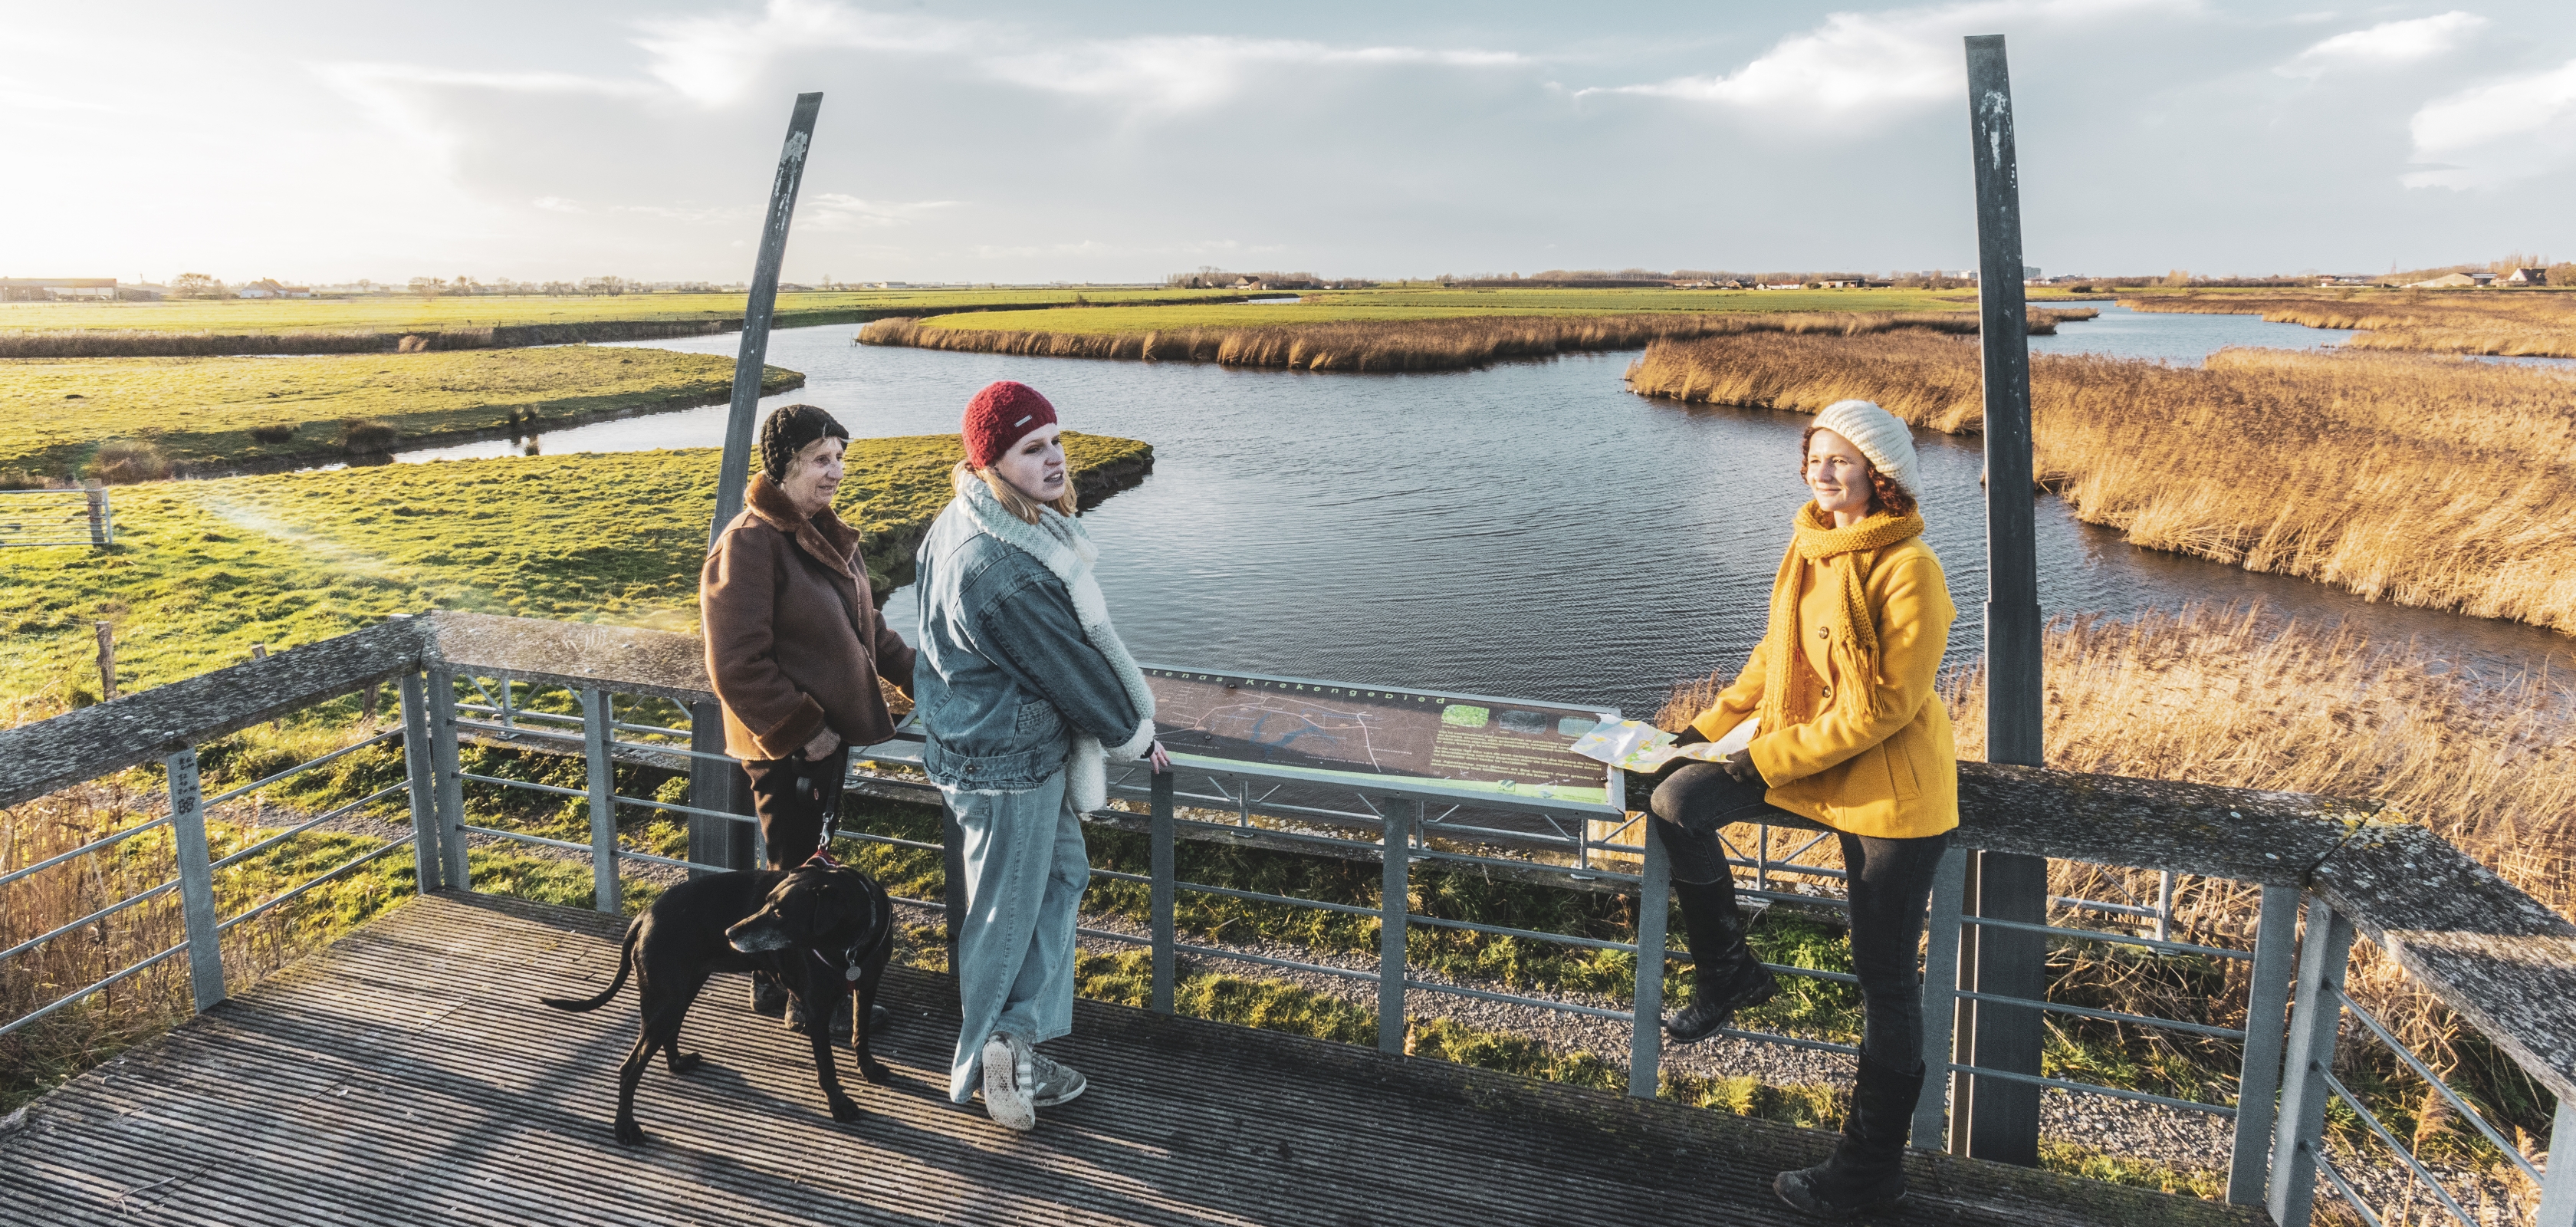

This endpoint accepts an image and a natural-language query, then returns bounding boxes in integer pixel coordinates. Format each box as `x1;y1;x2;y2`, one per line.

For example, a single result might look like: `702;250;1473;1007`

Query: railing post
2267;896;2357;1227
1915;842;1970;1147
686;700;754;873
165;748;227;1012
85;479;109;547
1149;769;1176;1016
1378;799;1413;1055
427;667;470;892
2228;884;2302;1203
1628;810;1671;1098
398;672;442;893
2538;1094;2576;1227
581;689;619;914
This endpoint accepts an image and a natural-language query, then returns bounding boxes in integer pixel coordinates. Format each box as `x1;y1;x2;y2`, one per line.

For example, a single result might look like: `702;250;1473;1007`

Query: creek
388;312;2576;716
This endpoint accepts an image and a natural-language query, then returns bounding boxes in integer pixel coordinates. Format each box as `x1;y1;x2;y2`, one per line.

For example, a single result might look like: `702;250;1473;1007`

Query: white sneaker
981;1031;1037;1132
1027;1049;1086;1107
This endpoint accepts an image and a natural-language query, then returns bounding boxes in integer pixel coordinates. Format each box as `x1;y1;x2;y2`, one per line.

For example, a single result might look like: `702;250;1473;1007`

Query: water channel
389;307;2576;715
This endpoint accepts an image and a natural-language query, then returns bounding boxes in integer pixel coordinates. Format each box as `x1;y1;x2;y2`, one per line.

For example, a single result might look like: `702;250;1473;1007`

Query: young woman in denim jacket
911;380;1169;1133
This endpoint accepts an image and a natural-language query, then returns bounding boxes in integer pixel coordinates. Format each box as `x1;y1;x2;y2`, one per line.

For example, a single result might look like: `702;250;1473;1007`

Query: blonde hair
953;460;1079;525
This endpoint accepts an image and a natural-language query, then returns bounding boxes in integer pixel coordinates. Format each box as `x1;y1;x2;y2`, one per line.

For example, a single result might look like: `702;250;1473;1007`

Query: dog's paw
828;1097;863;1123
666;1051;703;1074
615;1119;649;1146
858;1060;895;1085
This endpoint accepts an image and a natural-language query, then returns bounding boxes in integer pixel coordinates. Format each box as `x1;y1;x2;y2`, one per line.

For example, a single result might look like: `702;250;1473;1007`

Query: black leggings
1650;762;1950;1067
742;745;850;870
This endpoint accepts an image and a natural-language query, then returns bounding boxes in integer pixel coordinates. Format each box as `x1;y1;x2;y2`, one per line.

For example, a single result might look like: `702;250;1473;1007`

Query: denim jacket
912;495;1145;792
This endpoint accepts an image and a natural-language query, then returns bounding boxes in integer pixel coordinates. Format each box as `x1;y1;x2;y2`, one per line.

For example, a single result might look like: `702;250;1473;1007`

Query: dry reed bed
858;309;2082;373
2123;291;2576;358
1626;333;2576;633
1658;606;2571;1190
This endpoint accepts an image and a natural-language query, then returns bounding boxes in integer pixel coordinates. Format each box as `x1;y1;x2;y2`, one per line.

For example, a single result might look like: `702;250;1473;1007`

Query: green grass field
0;432;1150;704
920;287;1981;336
0;347;799;482
0;288;1250;337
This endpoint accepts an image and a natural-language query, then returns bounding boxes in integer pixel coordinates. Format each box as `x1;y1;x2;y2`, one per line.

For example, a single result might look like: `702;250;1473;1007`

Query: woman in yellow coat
1651;399;1957;1219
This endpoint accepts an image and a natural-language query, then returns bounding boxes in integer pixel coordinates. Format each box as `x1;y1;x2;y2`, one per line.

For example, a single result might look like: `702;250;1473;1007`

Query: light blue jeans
943;769;1090;1104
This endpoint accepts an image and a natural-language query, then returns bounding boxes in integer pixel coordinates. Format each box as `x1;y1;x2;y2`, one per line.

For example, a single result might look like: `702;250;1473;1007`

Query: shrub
248;423;297;444
340;419;399;453
87;439;169;483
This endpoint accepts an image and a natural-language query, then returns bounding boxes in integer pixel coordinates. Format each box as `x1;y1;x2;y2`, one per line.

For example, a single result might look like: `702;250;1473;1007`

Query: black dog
540;856;894;1145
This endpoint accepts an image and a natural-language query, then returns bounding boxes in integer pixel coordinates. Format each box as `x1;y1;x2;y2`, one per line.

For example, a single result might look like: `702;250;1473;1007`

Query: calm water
386;314;2575;714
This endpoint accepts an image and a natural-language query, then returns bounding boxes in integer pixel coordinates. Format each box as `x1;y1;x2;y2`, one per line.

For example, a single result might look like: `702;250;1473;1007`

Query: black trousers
1649;762;1950;1066
742;745;850;870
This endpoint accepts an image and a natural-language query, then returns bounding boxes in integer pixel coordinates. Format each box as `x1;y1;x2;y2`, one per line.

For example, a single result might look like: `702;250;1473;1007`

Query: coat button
1816;627;1831;640
1821;686;1833;699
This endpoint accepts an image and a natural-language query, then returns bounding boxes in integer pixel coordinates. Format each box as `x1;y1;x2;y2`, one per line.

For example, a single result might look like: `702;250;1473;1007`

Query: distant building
2405;273;2479;288
0;278;117;301
2503;268;2548;286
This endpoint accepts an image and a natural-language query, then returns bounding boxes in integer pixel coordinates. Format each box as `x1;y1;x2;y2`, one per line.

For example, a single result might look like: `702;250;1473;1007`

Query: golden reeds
858;309;2082;373
2124;290;2576;358
1625;333;2576;633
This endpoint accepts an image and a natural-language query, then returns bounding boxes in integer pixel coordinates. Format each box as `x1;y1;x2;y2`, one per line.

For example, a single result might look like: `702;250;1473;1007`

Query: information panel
1144;666;1616;807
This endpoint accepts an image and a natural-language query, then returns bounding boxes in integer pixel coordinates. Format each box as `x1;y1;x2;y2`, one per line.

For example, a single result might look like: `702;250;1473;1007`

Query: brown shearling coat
701;473;917;762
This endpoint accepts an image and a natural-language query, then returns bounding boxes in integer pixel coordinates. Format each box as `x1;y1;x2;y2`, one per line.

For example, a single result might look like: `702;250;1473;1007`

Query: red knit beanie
961;381;1058;469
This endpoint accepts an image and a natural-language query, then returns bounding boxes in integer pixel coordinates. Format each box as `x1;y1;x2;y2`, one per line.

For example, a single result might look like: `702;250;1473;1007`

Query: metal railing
3;610;2570;1227
0;484;112;548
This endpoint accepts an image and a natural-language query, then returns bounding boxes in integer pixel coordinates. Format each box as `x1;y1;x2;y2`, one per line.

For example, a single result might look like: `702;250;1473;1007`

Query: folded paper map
1566;717;1759;772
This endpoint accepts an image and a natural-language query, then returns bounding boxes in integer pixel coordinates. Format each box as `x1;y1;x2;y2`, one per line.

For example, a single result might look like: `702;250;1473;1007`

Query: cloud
800;194;960;230
531;196;584;213
982;36;1527;112
1578;0;2183;128
2403;57;2576;189
631;0;979;107
2275;11;2486;79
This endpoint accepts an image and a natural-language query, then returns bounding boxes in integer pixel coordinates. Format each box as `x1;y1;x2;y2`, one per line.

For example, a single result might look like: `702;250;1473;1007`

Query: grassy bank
0;432;1152;706
1626;333;2576;633
0;347;800;484
0;289;1253;357
2120;288;2576;357
863;308;2087;373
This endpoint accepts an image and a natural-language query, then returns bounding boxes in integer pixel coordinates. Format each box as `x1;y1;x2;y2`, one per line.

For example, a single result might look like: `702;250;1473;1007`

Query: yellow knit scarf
1755;503;1927;732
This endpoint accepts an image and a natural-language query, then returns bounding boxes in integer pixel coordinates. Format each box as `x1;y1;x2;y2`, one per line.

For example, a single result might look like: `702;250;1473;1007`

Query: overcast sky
5;0;2569;285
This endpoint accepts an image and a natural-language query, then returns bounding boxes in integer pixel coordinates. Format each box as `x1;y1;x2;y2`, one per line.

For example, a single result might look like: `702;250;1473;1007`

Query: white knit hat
1809;400;1919;499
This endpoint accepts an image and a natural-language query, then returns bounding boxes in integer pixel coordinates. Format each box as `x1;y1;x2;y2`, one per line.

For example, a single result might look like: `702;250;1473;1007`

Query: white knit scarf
958;479;1156;811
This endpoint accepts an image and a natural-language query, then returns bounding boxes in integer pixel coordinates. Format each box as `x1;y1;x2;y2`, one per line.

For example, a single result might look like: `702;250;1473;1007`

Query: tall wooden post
692;91;821;871
706;90;823;546
94;621;116;701
1959;32;2048;1167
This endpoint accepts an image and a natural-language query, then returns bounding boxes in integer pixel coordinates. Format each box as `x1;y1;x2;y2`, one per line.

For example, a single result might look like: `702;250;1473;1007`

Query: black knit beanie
759;404;849;481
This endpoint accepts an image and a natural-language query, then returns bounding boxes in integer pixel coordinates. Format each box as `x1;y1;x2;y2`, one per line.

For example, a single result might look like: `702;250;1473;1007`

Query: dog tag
844;966;862;982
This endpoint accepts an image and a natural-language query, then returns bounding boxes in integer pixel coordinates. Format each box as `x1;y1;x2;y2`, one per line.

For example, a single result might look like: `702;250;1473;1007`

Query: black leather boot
1774;1054;1924;1218
1662;878;1778;1043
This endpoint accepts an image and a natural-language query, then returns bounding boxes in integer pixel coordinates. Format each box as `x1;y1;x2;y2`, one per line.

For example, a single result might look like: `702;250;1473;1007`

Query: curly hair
1800;424;1919;518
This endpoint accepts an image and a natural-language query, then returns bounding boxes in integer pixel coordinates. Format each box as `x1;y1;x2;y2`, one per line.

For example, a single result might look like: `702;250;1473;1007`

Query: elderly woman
912;380;1167;1133
1652;399;1957;1218
702;404;915;1029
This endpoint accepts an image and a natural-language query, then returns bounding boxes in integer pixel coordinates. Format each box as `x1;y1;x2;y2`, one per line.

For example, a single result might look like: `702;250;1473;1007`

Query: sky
4;0;2570;285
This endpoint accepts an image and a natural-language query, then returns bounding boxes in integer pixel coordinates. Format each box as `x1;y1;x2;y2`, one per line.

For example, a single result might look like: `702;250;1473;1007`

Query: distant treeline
1164;268;1362;290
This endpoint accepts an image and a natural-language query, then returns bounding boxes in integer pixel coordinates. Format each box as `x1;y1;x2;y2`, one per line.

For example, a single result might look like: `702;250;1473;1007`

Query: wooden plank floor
1;893;2262;1226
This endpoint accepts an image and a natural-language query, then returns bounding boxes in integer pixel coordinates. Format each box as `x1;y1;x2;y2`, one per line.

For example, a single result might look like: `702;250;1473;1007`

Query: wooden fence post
94;621;116;701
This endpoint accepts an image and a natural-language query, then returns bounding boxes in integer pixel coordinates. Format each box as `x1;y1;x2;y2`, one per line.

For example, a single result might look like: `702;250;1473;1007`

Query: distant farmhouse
2502;268;2548;286
235;279;314;299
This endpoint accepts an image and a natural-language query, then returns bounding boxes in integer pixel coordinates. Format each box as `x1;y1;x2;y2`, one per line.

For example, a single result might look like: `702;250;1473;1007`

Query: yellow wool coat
1688;531;1960;840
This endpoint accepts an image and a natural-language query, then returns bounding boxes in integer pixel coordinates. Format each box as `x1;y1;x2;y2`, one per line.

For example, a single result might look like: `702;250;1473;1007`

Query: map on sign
1143;667;1617;806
